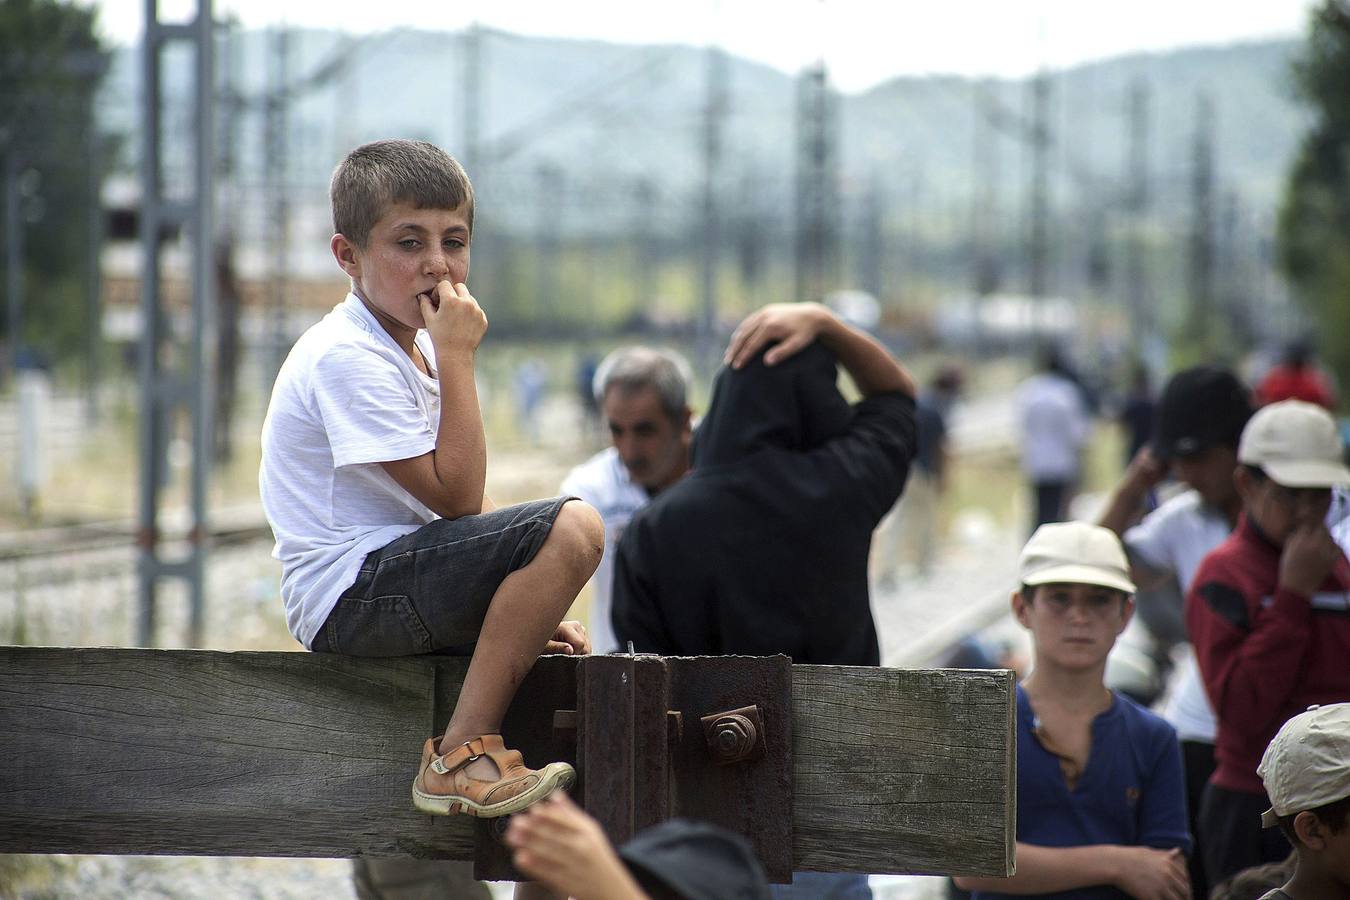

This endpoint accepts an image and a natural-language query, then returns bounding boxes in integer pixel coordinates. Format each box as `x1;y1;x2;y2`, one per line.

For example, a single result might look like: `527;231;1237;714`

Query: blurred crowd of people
545;332;1350;900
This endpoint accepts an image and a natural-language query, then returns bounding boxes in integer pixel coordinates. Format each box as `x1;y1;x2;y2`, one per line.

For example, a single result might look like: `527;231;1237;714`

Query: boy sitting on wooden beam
955;522;1192;899
260;139;603;820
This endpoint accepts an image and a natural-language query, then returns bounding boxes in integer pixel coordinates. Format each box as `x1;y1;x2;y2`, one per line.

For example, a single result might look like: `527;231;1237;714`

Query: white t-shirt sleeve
312;343;436;468
1124;503;1180;575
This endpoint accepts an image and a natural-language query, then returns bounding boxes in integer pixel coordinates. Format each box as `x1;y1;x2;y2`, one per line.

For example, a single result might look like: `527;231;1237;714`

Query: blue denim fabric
315;496;571;657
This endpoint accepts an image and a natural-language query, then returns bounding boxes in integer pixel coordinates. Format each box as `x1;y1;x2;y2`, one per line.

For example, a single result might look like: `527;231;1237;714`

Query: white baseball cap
1258;703;1350;827
1238;400;1350;488
1019;522;1136;595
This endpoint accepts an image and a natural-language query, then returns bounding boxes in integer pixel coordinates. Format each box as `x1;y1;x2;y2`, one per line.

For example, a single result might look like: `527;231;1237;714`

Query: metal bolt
701;705;765;765
712;714;757;760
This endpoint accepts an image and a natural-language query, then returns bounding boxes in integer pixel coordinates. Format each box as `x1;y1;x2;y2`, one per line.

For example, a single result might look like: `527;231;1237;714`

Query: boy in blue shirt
260;140;604;819
956;522;1192;899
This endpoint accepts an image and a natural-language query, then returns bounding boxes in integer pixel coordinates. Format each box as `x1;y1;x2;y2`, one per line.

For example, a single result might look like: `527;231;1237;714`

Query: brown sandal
411;734;575;817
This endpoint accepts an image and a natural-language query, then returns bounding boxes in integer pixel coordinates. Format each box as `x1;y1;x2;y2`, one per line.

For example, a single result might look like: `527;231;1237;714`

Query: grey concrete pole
5;150;22;380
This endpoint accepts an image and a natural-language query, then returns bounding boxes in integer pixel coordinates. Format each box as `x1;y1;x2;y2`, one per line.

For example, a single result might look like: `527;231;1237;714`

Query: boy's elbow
442;500;483;520
429;489;484;520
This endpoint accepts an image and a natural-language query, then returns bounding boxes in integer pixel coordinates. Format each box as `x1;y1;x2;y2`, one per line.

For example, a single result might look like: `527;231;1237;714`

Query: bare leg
439;500;603;777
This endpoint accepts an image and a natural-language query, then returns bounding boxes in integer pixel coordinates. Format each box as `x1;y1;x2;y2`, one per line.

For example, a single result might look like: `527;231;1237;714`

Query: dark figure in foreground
506;790;771;900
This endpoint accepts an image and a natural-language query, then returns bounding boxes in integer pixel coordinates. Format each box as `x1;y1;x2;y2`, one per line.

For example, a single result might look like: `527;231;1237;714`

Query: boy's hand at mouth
418;280;487;356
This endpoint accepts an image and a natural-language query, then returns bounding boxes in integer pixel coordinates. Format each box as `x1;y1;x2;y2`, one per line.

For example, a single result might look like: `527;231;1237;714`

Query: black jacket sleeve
814;391;918;526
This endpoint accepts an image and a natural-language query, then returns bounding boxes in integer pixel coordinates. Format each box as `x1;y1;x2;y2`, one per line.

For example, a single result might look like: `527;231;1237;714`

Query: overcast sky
86;0;1319;92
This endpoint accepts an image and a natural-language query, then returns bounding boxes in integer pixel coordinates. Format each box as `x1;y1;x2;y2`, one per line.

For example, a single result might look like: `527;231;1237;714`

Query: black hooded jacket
611;342;917;665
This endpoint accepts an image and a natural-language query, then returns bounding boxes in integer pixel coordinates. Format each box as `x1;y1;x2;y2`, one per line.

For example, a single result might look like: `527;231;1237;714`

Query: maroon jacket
1185;515;1350;795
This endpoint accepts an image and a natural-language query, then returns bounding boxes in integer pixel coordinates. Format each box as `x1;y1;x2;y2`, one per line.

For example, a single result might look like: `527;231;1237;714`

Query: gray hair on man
593;347;692;422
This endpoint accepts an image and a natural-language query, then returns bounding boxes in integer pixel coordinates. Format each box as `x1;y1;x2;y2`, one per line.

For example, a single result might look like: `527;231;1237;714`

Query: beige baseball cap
1258;703;1350;827
1238;400;1350;488
1019;522;1136;595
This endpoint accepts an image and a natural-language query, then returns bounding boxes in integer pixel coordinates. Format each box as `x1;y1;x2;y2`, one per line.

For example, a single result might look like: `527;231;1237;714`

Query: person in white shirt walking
1016;346;1092;534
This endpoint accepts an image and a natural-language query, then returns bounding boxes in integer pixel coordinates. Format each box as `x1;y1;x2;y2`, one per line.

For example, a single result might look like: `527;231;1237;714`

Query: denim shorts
313;496;572;657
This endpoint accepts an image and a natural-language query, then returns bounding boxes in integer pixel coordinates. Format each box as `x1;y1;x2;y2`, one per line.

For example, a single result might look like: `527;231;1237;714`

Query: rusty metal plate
667;654;793;882
470;654;578;882
578;655;638;842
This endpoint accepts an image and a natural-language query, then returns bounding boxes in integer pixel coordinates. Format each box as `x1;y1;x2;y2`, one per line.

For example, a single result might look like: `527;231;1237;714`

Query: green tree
1278;0;1350;397
0;0;111;369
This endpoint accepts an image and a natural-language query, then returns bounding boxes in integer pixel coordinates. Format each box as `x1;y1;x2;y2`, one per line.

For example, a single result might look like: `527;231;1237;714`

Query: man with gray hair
561;346;694;654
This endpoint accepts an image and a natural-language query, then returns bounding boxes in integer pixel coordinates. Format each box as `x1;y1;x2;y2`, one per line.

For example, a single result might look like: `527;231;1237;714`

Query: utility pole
213;16;241;462
858;172;883;301
733;169;766;310
4;149;22;380
137;0;216;647
461;23;490;304
1124;79;1152;346
535;162;563;329
972;81;1001;299
263;26;290;386
795;62;837;306
631;176;656;313
462;23;482;181
898;166;922;310
1219;190;1249;345
85;129;103;423
1027;70;1051;308
1187;93;1215;354
698;45;727;374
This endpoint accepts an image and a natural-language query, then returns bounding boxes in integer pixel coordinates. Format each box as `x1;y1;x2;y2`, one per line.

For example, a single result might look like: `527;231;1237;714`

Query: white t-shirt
1125;490;1232;742
1015;372;1090;482
560;447;649;654
260;294;441;649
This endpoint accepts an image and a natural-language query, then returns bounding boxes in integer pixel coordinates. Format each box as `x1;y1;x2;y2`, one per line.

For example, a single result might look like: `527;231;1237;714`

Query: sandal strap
430;736;491;775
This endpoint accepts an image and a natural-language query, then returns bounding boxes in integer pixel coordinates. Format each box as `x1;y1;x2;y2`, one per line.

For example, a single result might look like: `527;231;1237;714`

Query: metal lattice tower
1188;92;1216;352
698;45;727;375
794;63;838;305
1124;79;1153;346
136;0;215;647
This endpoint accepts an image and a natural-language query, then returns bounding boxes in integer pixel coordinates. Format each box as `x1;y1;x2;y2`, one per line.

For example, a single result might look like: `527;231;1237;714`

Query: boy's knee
550;499;605;573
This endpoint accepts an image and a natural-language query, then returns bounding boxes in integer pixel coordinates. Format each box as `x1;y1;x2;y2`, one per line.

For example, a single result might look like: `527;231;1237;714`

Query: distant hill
847;40;1305;209
96;29;1307;263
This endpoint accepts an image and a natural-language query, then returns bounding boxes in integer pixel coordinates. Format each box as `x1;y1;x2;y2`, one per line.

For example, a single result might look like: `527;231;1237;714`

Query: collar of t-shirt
340;293;438;392
1021;687;1121;792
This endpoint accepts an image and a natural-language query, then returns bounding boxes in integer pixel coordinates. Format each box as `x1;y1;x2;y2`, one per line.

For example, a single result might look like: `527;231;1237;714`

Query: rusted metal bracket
666;656;793;881
472;653;793;882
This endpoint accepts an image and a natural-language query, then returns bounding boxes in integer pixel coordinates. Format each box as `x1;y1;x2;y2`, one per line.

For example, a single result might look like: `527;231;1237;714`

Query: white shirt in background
561;447;650;654
1016;372;1091;482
